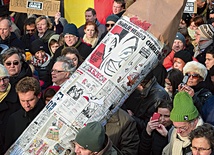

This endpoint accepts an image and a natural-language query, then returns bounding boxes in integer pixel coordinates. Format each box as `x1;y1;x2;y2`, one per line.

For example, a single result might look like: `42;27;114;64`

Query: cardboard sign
9;0;60;16
184;0;197;13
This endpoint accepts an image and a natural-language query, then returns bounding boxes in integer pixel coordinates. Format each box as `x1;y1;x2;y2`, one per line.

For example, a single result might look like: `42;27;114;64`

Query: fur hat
183;61;207;80
175;32;186;45
30;39;45;55
174;50;192;63
0;64;9;77
106;15;119;23
63;23;79;37
198;24;214;41
75;121;105;152
170;91;199;122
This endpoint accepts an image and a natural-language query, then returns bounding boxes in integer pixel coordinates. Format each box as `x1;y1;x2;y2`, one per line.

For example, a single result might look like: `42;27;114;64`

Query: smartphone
151;112;160;120
180;75;189;88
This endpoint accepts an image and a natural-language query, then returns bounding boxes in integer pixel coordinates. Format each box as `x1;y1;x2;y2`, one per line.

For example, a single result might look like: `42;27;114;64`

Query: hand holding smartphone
151;112;160;120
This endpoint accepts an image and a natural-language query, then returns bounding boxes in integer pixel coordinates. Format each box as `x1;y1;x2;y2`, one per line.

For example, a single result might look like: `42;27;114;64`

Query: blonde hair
35;15;52;29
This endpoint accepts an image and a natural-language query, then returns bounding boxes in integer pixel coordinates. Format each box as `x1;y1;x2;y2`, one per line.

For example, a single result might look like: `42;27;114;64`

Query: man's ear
37;92;42;99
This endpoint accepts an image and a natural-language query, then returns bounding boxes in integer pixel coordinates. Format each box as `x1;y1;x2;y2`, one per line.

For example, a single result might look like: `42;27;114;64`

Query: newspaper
6;16;163;155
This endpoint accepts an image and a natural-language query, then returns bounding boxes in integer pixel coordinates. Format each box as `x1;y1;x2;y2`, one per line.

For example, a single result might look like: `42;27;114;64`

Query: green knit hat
170;92;199;122
75;121;105;152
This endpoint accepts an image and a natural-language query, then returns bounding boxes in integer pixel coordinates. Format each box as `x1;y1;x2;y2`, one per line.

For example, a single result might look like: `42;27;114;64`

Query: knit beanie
63;23;79;37
106;15;119;23
183;61;207;80
174;50;192;63
170;92;199;122
198;24;214;41
175;32;186;45
0;64;9;77
75;121;105;152
30;39;45;55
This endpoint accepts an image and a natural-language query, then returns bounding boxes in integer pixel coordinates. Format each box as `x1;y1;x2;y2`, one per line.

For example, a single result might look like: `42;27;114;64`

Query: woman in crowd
83;21;99;48
30;39;52;89
43;85;60;104
61;47;83;68
165;68;183;99
1;47;32;87
139;100;173;155
179;61;212;114
189;123;214;155
48;34;60;57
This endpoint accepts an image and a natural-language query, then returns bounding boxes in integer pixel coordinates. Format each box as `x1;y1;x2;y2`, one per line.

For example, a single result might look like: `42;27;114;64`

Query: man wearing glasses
20;17;36;50
51;56;76;86
0;64;21;154
162;91;203;155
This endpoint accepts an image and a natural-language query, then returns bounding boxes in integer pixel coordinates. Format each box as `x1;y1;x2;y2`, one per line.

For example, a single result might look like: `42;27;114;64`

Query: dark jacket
0;32;24;49
9;61;32;88
20;33;36;50
139;125;172;155
4;99;45;153
0;86;21;155
106;109;140;155
192;81;213;115
123;77;170;133
98;135;123;155
48;39;92;70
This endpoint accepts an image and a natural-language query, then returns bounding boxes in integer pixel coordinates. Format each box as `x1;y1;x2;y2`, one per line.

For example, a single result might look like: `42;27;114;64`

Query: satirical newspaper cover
6;16;163;155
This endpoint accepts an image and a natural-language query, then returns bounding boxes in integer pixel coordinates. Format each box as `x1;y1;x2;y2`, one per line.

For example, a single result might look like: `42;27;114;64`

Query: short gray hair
56;56;76;76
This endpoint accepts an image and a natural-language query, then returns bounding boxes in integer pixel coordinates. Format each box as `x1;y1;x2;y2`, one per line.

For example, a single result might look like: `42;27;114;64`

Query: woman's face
65;53;79;67
50;43;59;53
4;54;22;77
186;72;203;86
158;108;172;127
165;78;173;93
35;50;46;61
191;137;212;155
84;25;96;38
36;19;48;34
173;58;186;72
189;21;198;30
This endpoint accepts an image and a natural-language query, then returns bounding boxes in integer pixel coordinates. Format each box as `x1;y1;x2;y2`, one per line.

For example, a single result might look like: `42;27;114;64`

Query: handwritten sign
9;0;60;16
184;0;197;13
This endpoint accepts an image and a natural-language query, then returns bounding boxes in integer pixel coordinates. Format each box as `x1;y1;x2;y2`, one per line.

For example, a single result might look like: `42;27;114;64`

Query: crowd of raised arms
0;0;214;155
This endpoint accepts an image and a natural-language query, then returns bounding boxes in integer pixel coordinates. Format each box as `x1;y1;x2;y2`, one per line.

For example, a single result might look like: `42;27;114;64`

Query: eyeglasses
185;73;200;79
5;61;20;66
0;76;9;82
174;126;189;131
51;69;66;73
191;146;211;153
105;24;115;27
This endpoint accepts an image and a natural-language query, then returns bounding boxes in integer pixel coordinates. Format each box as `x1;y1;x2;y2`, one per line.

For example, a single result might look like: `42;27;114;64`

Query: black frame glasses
5;61;20;66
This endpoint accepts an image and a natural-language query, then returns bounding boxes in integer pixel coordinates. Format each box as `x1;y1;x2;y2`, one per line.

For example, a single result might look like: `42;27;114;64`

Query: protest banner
6;0;187;154
184;0;197;13
9;0;60;16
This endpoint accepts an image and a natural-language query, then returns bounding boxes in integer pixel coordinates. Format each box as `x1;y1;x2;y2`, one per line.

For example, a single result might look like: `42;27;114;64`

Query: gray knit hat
0;64;9;77
183;61;207;80
75;121;105;152
106;15;119;23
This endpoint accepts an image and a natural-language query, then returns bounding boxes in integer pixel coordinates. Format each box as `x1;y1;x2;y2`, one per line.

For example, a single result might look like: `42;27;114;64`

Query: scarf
31;53;51;67
162;117;203;155
0;83;11;102
83;34;98;48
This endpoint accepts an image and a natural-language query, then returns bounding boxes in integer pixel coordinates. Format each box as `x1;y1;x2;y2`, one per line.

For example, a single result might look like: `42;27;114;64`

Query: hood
48;34;60;57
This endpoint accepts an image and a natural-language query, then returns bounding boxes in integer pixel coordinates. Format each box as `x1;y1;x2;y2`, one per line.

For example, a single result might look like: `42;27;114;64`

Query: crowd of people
0;0;214;154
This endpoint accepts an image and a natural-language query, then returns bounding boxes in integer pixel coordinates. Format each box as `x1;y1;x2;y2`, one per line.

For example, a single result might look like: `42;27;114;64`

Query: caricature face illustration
100;33;139;77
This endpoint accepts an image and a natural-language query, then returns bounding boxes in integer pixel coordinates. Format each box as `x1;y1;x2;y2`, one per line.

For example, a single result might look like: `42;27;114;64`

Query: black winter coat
3;99;45;153
0;32;25;49
139;126;172;155
124;77;170;133
0;87;20;155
